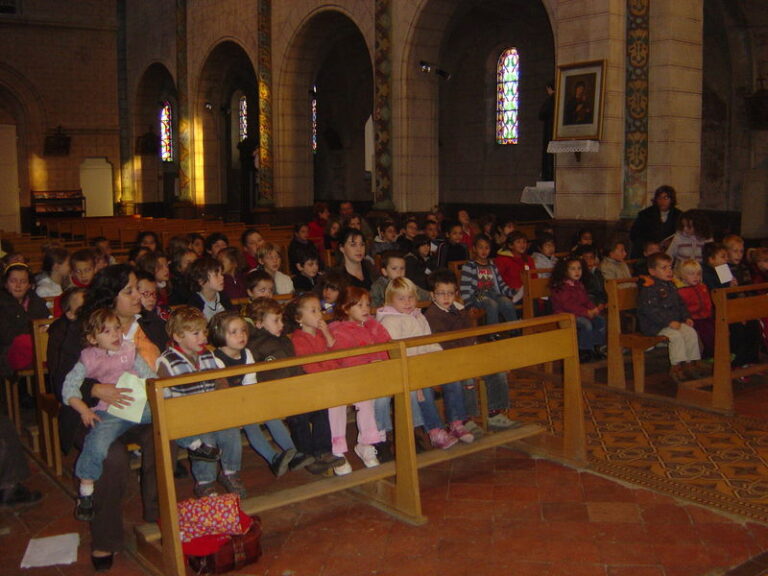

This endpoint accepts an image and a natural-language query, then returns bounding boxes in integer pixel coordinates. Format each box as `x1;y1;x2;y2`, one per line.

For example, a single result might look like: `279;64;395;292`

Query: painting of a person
564;79;593;125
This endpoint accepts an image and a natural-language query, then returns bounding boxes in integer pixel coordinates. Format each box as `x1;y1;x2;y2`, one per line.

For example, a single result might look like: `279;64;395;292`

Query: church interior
3;1;768;575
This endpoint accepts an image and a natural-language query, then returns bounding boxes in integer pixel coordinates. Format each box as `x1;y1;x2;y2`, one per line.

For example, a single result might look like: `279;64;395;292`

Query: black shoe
75;495;94;521
579;350;594;364
1;483;42;507
288;452;315;471
373;441;394;463
91;553;114;572
188;443;221;462
269;448;296;477
173;461;189;479
413;427;432;453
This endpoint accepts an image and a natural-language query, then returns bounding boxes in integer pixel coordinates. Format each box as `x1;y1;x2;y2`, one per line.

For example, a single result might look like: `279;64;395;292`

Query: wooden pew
605;278;667;393
137;314;585;576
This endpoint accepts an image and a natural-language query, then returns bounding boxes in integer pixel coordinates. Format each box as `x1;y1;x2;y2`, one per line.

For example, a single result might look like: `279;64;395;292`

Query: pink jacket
375;306;442;357
290;329;340;373
329;318;391;367
550;279;594;318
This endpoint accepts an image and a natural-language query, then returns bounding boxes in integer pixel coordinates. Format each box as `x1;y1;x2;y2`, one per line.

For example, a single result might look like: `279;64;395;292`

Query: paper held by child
107;372;148;423
715;264;733;284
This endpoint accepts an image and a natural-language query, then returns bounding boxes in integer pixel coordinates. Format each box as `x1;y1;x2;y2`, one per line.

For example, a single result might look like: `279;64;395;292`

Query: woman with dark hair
333;227;376;290
629;185;683;258
48;264;162;571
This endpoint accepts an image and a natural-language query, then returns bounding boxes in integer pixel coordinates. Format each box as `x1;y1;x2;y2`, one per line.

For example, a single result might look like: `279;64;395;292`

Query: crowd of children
2;198;767;513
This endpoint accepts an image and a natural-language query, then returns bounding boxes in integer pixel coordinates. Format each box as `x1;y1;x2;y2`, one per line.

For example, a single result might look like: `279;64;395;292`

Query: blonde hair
675;258;701;280
384;276;418;305
166;306;207;339
722;234;744;249
83;308;120;347
256;242;280;262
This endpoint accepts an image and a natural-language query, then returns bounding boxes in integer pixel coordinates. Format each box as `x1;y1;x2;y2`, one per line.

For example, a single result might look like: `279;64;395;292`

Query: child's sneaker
463;419;485;438
428;428;458;450
449;422;474;444
288;452;315;472
319;452;345;466
269;448;297;477
218;472;247;499
306;459;332;475
333;456;352;476
188;443;221;462
75;495;94;522
487;413;520;430
354;444;380;468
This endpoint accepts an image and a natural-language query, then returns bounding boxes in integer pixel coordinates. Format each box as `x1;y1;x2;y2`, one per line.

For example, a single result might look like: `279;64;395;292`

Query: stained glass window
496;48;520;145
160;101;174;162
311;84;317;153
238;95;248;142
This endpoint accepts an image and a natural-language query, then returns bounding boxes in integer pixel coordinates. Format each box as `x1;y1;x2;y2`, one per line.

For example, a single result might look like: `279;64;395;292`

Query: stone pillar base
741;170;768;239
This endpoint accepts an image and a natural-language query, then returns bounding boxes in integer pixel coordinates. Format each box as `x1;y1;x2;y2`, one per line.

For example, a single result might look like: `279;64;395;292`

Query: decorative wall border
176;0;191;202
373;0;393;208
257;0;274;203
622;0;650;217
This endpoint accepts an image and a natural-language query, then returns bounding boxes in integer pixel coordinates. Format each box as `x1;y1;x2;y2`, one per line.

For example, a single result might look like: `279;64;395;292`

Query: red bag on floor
183;512;262;574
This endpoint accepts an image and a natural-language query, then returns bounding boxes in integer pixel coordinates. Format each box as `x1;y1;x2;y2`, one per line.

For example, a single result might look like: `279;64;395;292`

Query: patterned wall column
373;0;394;210
621;0;650;218
257;0;274;204
176;0;192;203
116;0;134;214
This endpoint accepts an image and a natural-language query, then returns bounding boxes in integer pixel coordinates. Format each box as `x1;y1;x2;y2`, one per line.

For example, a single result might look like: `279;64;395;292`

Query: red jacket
495;249;535;290
550;280;594;318
329;318;391;367
677;283;712;320
290;329;339;373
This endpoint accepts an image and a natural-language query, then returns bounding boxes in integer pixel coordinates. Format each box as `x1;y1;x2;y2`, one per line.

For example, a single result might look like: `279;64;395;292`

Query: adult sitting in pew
629;184;682;259
48;264;164;572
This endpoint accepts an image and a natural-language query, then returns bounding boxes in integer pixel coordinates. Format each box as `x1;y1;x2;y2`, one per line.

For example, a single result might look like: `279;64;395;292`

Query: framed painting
554;60;606;140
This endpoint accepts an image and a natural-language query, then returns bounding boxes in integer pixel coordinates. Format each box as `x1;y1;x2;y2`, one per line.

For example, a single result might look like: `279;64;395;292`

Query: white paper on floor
20;533;79;568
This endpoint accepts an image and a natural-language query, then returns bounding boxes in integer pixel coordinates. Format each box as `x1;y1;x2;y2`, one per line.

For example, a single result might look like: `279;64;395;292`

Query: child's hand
669;321;681;330
685;318;694;327
587;307;599;318
81;410;101;428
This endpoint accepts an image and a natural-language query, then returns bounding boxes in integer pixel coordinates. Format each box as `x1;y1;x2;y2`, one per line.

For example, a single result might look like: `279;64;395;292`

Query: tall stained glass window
311;84;317;153
160;101;174;162
238;95;248;142
496;48;520;145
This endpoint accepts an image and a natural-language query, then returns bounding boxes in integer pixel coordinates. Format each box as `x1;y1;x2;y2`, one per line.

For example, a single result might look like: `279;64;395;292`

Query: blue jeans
442;381;469;423
462;372;510;416
243;419;296;464
75;404;152;481
475;292;517;325
374;392;425;432
177;427;242;484
576;315;606;350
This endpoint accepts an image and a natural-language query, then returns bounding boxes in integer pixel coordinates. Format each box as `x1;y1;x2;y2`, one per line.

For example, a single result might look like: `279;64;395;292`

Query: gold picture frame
554;60;606;141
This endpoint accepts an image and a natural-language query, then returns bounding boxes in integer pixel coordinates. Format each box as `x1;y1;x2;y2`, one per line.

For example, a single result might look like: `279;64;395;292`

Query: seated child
288;222;320;271
204;232;229;258
531;233;558;277
316;270;345;315
157;306;244;499
404;234;434;291
599;237;631;281
724;234;761;367
93;236;117;266
633;241;661;277
70;248;97;289
241;228;265;271
136;251;172;312
424;269;516;431
435;220;469;269
376;278;459;450
702;242;731;291
187;256;232;320
245;269;275;301
460;234;518;325
168;249;198;306
675;259;714;359
62;308;155;521
573;245;607;306
371;219;400;257
371;250;429;308
637;253;703;382
571;228;594;252
666;210;712;265
495;231;535;294
291;248;321;294
210;311;309;476
217;247;248;300
36;247;70;300
258;242;294;295
549;256;606;363
136;271;168;321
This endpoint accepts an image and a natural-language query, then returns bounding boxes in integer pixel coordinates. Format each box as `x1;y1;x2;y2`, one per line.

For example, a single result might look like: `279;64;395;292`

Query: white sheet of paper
107;372;147;424
20;533;79;568
715;264;733;284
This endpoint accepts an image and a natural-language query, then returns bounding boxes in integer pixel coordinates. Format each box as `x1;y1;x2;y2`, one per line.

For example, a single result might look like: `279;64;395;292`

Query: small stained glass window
160;101;174;162
238;95;248;142
496;48;520;145
311;85;317;153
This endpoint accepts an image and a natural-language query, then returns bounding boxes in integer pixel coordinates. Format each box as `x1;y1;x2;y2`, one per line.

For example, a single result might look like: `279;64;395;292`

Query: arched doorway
134;63;177;214
277;10;373;207
197;41;258;221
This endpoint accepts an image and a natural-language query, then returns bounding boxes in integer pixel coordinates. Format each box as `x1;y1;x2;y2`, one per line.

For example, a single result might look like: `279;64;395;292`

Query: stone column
176;0;192;204
116;0;134;215
373;0;395;210
646;0;703;209
257;0;274;205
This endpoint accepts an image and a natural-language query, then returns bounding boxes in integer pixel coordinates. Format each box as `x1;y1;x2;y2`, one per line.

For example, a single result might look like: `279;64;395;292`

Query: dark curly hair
79;263;135;320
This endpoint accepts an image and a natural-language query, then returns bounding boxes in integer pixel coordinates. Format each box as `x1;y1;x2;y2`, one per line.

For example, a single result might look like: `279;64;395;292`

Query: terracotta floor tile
598;540;659;565
493;483;541;502
542;502;590;522
587;501;642;523
448;482;496;501
606;567;665;576
640;503;693;525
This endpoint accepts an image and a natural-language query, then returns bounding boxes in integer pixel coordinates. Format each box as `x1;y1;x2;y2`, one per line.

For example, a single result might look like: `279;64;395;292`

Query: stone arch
196;40;258;217
397;0;556;211
0;62;47;207
275;8;373;207
134;62;177;210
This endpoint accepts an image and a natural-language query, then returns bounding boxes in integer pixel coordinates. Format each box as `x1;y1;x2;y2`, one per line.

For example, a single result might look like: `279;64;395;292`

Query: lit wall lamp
204;102;213;111
419;60;451;81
